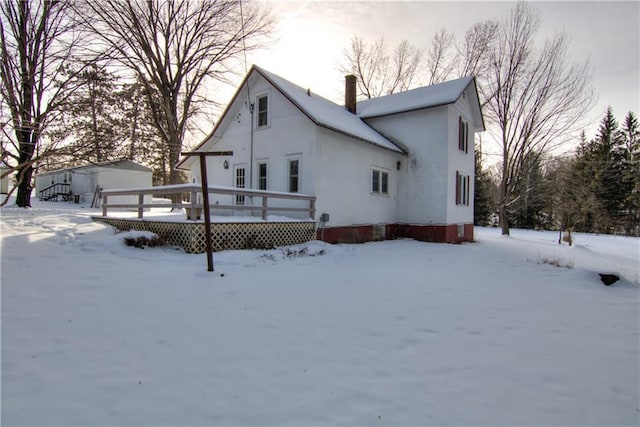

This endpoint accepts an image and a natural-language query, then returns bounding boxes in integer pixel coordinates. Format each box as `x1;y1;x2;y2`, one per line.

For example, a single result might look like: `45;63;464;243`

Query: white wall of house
364;106;450;225
193;77;318;217
445;100;476;225
314;127;403;228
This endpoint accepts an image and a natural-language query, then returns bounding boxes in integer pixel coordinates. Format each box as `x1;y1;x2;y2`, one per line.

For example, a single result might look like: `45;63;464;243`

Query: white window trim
371;167;390;195
286;154;302;193
256;159;268;191
255;91;270;129
455;170;471;206
233;164;247;206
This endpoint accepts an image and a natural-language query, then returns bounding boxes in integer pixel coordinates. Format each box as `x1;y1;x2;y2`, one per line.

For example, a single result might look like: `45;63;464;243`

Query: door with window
234;165;246;205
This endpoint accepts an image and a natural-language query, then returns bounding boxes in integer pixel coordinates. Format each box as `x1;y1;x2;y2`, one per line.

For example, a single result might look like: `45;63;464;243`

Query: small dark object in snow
599;273;620;286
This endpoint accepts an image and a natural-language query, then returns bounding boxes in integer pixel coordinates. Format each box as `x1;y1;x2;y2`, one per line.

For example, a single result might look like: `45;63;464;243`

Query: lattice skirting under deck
92;217;317;253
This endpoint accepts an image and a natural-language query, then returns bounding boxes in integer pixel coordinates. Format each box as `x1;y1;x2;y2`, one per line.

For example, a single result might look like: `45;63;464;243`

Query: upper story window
458;116;469;153
257;94;269;128
455;170;470;206
372;168;389;195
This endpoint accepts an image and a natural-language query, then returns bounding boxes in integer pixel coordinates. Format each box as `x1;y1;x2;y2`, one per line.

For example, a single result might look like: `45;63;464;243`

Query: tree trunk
15;164;34;208
499;203;510;235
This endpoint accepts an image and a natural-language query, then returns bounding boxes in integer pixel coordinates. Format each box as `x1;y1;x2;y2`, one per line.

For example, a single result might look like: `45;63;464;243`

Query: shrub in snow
122;231;166;249
540;256;574;269
281;247;326;258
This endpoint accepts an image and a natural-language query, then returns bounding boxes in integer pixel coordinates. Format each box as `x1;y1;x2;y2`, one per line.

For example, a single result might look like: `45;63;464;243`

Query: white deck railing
100;184;316;221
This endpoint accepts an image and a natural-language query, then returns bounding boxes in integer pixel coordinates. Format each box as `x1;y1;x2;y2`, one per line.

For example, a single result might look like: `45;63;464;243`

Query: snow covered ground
2;200;639;426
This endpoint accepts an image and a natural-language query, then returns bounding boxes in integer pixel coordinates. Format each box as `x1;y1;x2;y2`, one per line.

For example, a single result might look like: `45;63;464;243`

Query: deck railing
100;184;316;221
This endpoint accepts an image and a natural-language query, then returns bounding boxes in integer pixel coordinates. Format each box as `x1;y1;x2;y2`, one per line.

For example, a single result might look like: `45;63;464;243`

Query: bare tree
456;20;499;108
79;0;273;186
426;28;457;85
0;0;88;207
341;35;422;99
485;2;594;235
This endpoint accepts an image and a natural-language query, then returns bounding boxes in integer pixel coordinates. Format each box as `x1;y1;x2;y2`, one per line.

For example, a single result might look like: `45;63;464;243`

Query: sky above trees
235;0;639;157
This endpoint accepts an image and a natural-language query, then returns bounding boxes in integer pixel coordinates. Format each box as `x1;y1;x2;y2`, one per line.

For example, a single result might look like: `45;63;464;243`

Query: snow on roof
357;76;475;119
254;66;404;153
38;160;152;175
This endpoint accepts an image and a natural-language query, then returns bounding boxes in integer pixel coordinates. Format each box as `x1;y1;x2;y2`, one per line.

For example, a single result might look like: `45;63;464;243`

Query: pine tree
621;111;640;235
507;152;547;229
474;146;495;226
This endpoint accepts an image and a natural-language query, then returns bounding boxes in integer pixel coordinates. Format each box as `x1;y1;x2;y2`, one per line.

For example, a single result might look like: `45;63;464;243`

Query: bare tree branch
77;0;274;186
341;35;423;99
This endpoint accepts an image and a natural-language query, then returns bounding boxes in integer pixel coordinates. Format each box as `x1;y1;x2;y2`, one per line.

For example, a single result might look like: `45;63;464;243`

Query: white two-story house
177;65;484;243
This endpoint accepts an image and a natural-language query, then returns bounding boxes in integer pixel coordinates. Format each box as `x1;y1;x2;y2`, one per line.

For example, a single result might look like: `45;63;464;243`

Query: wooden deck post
262;196;268;220
102;195;107;216
138;193;144;218
181;150;233;272
309;199;316;220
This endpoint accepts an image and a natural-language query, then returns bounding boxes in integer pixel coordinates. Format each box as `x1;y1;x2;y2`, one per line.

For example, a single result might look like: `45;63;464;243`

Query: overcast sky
215;1;639;155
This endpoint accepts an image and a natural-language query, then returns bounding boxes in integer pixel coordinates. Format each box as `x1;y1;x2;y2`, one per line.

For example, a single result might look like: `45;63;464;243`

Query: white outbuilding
35;160;152;205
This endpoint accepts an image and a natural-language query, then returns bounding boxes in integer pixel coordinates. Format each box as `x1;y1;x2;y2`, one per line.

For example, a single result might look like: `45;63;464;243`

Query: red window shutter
465;122;469;153
458;116;463;150
466;175;470;205
455;171;460;205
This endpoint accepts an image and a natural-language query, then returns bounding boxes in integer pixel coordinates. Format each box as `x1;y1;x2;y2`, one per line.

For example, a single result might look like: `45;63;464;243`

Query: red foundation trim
317;223;474;244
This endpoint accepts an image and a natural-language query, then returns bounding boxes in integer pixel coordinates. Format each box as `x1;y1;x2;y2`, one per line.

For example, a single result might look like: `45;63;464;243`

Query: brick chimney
345;74;357;114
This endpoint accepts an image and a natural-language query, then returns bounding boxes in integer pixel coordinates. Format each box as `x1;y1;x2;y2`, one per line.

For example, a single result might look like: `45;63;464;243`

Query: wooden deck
94;184;318;253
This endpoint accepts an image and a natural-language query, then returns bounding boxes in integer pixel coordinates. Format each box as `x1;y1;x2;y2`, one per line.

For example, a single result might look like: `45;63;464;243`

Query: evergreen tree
507;152;547;229
59;63;123;164
474;145;495;226
595;107;628;231
621;111;640;235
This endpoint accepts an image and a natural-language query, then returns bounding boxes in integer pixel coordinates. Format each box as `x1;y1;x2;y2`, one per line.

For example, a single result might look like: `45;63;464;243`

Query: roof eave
255;67;405;155
176;65;258;170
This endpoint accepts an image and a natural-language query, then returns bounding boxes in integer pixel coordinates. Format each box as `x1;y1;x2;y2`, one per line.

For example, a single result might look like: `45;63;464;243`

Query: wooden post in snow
181;151;233;272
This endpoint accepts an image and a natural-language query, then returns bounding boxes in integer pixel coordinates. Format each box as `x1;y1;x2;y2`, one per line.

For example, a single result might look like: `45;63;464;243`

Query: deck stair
39;183;72;201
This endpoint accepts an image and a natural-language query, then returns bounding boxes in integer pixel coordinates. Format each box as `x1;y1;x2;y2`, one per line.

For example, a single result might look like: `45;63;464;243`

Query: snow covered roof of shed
38;160;152;175
356;76;476;119
253;66;404;153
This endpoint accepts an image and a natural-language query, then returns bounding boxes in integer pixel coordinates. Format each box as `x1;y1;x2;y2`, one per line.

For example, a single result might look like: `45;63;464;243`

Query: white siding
446;101;475;224
314;128;403;227
195;76;317;216
364;106;450;224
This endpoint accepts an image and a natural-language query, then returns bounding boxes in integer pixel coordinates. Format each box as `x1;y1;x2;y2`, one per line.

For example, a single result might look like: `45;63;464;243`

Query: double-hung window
455;171;470;206
458;116;469;153
288;158;299;193
257;94;269;128
258;162;268;190
235;166;246;205
371;168;389;195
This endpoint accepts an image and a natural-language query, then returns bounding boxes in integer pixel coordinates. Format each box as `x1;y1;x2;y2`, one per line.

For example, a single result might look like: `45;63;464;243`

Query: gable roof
179;67;486;169
254;66;404;153
357;76;484;129
179;65;405;169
